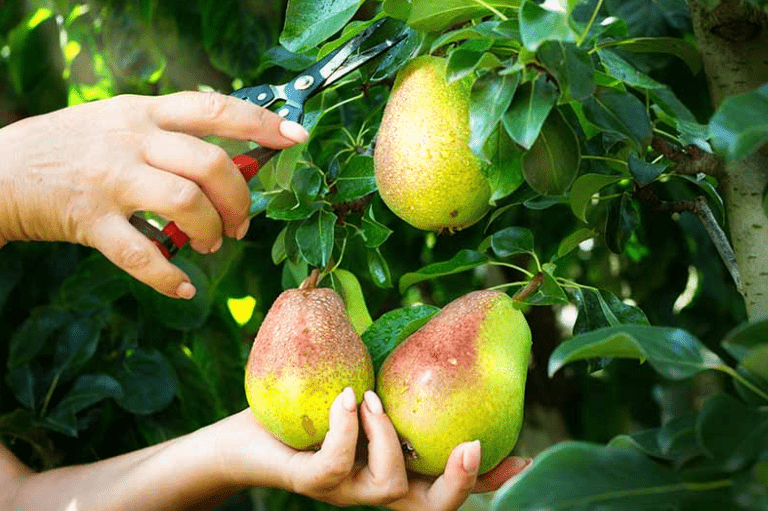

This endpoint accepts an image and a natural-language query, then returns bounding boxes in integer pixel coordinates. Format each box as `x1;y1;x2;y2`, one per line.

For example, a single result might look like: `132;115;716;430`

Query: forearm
7;419;256;511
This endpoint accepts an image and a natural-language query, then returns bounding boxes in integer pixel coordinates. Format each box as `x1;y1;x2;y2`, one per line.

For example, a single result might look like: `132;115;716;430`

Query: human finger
142;129;250;239
346;391;408;504
88;213;195;299
474;456;531;493
149;91;309;149
291;388;359;493
424;441;480;511
121;164;222;254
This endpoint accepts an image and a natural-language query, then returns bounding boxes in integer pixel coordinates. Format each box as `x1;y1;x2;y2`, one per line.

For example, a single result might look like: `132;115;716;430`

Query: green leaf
0;409;60;469
331;269;373;335
628;152;667;186
522;108;581;195
335;155;376;201
407;0;520;32
53;316;101;378
490;226;535;257
502;77;559;150
399;250;488;294
361;304;439;372
556;228;596;259
709;83;768;163
8;306;74;368
470;71;519;161
722;319;768;383
605;192;639;254
572;288;649;335
521;270;570;305
296;209;337;268
597;49;664;90
484;126;526;203
368;247;393;289
446;44;502;83
131;257;213;331
491;442;733;511
0;244;23;313
582;87;653;151
431;20;520;52
696;393;768;472
114;348;178;415
519;0;576;51
537;41;595;103
280;0;363;53
548;324;726;379
47;374;123;436
600;37;702;75
359;204;392;248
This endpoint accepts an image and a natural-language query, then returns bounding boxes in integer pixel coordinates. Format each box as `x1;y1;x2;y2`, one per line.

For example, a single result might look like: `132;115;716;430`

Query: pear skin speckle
376;290;531;476
245;274;374;450
374;56;491;232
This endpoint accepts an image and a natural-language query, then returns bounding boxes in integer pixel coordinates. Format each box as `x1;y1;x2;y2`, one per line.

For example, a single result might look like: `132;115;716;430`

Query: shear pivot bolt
294;75;314;90
278;108;291;117
257;92;268;101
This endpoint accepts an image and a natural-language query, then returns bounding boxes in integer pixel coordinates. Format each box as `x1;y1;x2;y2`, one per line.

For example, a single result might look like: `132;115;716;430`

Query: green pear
244;270;374;450
374;55;491;233
376;290;531;476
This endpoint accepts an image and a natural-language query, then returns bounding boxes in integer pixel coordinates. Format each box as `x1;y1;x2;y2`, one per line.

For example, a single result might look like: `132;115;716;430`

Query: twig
634;185;742;292
651;136;726;181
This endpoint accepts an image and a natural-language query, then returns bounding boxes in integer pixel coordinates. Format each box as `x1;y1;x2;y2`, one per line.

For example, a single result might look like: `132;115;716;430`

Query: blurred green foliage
1;0;767;510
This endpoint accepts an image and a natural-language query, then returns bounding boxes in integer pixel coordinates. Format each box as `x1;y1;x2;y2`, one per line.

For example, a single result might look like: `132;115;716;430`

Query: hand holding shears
130;19;405;258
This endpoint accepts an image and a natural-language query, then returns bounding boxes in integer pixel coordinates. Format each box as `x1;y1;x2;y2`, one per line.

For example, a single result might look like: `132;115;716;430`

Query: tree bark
690;0;768;320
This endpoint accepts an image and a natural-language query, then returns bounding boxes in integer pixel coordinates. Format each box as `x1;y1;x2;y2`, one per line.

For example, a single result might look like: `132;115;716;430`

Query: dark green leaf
548;324;726;379
0;409;60;469
399;250;488;294
8;306;74;368
0;244;23;313
600;37;701;75
522;109;581;195
267;190;318;221
597;49;664;90
503;77;559;150
359;204;392;248
628;152;667;185
490;227;535;257
519;0;576;51
131;257;212;331
522;270;570;305
470;71;519;160
431;20;520;52
296;209;337;268
280;0;363;53
709;83;768;163
484;126;526;203
722;319;768;363
582;87;653;151
407;0;519;32
53;316;101;378
335;155;376;201
47;374;123;436
446;47;502;83
361;305;439;371
114;348;178;415
556;228;596;259
696;393;768;472
491;442;732;511
605;192;639;254
537;41;595;102
570;174;626;223
56;253;129;310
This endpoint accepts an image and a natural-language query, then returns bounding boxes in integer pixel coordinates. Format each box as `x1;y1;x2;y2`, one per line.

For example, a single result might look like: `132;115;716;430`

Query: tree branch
651;136;726;181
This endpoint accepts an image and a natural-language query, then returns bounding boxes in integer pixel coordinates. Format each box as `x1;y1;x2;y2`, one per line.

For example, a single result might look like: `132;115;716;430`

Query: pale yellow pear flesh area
374;56;491;232
376;290;531;476
244;275;374;450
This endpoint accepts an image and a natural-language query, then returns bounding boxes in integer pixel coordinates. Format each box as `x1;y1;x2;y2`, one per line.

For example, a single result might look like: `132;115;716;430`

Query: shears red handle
129;146;278;258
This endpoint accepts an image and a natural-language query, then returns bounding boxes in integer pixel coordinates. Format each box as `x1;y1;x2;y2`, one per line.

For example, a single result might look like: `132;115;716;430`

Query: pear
244;270;374;450
376;290;531;476
374;55;491;233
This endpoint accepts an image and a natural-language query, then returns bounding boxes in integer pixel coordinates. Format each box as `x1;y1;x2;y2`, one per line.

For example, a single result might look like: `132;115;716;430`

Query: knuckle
199;145;231;175
322;456;352;481
114;240;154;272
168;181;204;213
198;91;229;122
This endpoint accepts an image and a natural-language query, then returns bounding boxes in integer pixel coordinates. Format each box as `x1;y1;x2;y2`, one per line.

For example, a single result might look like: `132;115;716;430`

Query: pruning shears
130;18;405;258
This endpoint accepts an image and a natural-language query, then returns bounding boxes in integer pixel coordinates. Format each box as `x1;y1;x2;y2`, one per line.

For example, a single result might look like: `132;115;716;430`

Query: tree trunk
690;0;768;320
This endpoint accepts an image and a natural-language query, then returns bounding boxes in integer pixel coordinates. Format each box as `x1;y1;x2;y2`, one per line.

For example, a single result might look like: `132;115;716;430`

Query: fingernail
342;387;356;413
235;219;250;240
279;120;309;144
364;391;383;415
462;440;481;474
176;281;196;300
210;238;223;253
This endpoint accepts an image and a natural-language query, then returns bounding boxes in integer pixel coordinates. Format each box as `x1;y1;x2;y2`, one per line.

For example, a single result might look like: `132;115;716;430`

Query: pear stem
300;269;320;291
512;272;544;303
